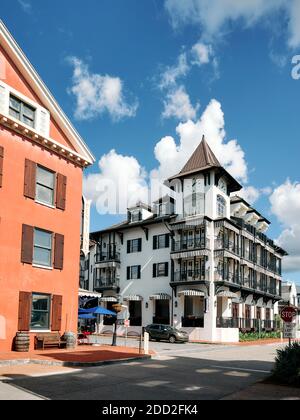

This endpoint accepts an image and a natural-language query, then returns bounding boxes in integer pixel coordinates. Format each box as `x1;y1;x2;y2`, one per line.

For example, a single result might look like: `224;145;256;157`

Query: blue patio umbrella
82;306;117;316
78;313;97;320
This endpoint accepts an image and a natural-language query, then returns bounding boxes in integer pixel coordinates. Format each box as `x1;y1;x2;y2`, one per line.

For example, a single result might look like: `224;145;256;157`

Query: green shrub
239;331;281;342
272;342;300;387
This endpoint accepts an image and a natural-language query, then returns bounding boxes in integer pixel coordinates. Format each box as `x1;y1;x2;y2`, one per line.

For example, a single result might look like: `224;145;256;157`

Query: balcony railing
215;239;240;256
172;270;209;283
95;252;120;264
94;277;119;290
215;271;242;286
172;238;210;253
216;271;281;296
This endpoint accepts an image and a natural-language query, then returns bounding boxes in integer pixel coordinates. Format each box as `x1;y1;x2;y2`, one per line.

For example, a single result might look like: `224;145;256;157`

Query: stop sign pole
280;306;297;346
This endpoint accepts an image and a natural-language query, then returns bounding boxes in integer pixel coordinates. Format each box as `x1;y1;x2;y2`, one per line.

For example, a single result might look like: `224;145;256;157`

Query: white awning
149;293;171;301
78;289;102;298
217;291;239;299
123;295;143;301
178;290;205;297
171;249;210;259
100;296;118;302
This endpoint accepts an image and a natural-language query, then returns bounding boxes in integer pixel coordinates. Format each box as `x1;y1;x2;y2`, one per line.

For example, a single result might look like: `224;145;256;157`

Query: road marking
211;365;270;374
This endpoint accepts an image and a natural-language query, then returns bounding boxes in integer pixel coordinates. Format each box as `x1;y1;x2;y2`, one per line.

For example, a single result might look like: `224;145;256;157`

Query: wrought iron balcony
172;238;210;253
172;270;209;283
215;239;240;256
94;277;120;291
95;252;120;264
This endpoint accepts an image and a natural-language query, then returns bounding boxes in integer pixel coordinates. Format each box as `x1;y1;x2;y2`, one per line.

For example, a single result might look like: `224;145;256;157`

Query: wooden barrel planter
63;332;77;349
14;332;30;352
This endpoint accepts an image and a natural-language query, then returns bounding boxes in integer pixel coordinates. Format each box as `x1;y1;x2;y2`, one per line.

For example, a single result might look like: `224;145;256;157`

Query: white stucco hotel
80;137;287;343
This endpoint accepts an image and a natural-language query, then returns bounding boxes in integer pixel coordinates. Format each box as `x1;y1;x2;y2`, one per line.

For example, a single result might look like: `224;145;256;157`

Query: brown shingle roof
180;136;221;175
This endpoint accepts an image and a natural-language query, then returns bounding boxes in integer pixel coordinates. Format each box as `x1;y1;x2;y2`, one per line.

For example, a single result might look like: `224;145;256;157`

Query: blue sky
1;0;300;283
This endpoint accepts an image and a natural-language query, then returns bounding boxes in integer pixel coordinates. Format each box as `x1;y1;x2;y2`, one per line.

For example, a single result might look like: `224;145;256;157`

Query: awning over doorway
123;295;143;301
178;290;205;297
149;293;171;300
78;289;102;299
100;296;118;303
217;290;239;299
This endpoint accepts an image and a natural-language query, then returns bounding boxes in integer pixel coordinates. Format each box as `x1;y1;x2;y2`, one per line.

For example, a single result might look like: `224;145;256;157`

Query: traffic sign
280;306;297;323
283;323;296;339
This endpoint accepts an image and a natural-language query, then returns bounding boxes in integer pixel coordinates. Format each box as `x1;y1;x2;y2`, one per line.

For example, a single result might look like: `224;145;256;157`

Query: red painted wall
0;44;83;352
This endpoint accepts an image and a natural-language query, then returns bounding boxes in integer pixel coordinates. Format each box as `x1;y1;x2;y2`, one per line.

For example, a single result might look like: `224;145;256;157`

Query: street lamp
111;302;123;347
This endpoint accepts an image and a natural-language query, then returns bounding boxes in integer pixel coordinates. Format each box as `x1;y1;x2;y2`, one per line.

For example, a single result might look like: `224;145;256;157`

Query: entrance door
154;300;170;325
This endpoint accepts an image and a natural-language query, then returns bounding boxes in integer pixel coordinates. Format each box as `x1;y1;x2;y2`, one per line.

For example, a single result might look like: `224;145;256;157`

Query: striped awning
171;249;210;260
100;296;118;302
170;218;206;230
123;295;143;302
178;290;205;297
149;293;171;301
217;291;239;299
78;289;102;298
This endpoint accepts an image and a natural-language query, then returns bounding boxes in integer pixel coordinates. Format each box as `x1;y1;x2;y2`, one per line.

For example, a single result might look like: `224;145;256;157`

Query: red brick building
0;21;95;351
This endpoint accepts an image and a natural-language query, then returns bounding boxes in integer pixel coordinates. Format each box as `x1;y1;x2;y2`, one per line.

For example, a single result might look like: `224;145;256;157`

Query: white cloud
158;43;216;121
68;57;138;122
162;85;200;121
83;150;148;214
165;0;300;48
270;180;300;272
191;42;213;66
159;52;190;89
238;186;273;204
153;98;248;183
238;186;261;204
18;0;32;14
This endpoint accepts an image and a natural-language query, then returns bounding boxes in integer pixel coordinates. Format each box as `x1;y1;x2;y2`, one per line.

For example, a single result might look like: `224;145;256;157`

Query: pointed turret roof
180;136;221;175
168;135;242;194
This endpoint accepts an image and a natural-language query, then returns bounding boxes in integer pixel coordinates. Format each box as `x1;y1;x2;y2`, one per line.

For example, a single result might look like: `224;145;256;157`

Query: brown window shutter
18;292;32;331
24;159;36;199
0;146;3;188
21;225;34;264
51;295;63;331
54;233;64;270
56;174;67;210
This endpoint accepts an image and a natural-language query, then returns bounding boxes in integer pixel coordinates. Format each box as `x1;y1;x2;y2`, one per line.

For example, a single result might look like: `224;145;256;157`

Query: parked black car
145;324;189;343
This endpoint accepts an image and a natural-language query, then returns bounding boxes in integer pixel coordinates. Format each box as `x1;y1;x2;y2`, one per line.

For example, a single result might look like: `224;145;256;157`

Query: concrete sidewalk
0;345;151;368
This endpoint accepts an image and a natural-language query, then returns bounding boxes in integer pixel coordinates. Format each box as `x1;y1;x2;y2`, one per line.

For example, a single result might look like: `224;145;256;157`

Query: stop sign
280;306;297;323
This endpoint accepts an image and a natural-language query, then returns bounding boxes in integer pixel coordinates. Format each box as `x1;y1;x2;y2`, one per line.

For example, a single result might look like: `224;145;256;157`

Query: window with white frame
217;195;226;217
9;95;36;128
30;293;51;330
36;166;55;206
33;229;53;267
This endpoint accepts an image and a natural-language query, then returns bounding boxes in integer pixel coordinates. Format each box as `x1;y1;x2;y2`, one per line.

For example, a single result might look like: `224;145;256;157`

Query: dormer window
130;210;142;223
217;195;226;217
9;94;36;128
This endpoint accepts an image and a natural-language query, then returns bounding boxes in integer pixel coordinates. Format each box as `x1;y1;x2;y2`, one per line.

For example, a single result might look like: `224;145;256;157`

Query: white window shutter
0;83;9;115
37;107;50;137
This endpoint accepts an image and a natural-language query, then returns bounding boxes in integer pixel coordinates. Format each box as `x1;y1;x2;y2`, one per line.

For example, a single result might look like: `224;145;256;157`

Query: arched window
217;195;226;217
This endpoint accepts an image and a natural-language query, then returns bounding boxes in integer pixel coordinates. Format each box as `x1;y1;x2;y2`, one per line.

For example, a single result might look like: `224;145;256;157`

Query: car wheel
169;335;176;344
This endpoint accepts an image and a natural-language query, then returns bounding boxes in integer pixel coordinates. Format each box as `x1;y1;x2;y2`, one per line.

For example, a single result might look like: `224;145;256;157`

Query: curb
0;354;151;368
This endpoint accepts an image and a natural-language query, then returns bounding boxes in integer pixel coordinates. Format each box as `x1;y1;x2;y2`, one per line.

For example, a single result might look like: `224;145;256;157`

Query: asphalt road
0;342;284;401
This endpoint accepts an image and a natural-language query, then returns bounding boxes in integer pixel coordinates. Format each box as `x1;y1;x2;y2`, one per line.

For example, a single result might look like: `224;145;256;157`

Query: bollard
144;332;149;355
